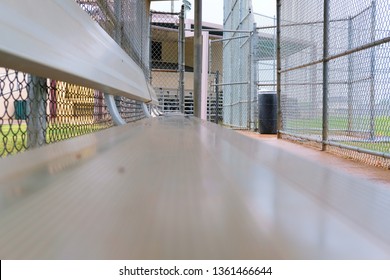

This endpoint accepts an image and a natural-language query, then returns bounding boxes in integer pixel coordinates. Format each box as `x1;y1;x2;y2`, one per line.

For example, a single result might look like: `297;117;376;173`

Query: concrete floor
238;131;390;187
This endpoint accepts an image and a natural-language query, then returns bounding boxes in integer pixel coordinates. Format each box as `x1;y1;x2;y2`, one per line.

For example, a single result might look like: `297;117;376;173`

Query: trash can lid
257;90;276;95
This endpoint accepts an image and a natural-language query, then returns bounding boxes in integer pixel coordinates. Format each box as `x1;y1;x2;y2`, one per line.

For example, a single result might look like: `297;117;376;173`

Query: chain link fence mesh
208;40;224;123
77;0;149;119
77;0;150;78
151;11;224;118
150;11;183;113
279;0;323;143
222;0;254;129
279;0;390;168
0;0;150;157
0;69;113;156
254;13;278;132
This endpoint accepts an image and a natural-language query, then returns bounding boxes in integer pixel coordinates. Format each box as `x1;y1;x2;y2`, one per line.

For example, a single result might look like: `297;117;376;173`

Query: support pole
252;24;259;131
369;0;376;140
27;75;47;148
215;70;220;124
179;5;185;113
201;31;209;120
322;0;330;151
276;0;282;139
149;10;153;84
104;93;126;126
193;0;202;118
142;103;151;118
273;16;276;92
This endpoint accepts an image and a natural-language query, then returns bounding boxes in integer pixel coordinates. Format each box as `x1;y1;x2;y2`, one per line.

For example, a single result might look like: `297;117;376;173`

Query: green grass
2;116;390;157
374;116;390;137
285;116;390;135
0;124;27;156
0;123;110;157
283;115;390;154
344;141;390;153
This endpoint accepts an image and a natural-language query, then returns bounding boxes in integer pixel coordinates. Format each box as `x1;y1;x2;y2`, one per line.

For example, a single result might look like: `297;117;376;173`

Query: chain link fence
208;40;223;123
150;11;184;113
78;0;150;119
221;0;390;167
220;1;277;130
0;69;113;156
0;0;150;157
77;0;150;78
222;0;254;129
253;13;277;132
278;0;390;168
151;10;224;118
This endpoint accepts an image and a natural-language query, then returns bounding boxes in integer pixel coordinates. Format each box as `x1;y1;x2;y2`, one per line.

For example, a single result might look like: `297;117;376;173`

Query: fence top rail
210;35;250;43
150;10;181;16
0;0;152;102
279;36;390;73
186;28;252;33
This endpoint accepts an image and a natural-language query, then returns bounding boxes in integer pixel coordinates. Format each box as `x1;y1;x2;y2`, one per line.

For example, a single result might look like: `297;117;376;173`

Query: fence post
369;0;376;140
149;11;153;85
114;0;123;109
179;5;185;114
193;0;202;118
322;0;330;151
215;70;220;124
249;23;259;131
26;75;47;148
247;25;255;130
276;0;282;139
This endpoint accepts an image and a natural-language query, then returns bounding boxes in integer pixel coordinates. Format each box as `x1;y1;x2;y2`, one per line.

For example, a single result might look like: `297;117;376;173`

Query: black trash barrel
258;92;277;134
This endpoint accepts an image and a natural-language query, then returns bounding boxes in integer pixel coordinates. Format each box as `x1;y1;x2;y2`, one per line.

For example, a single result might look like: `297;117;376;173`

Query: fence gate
150;11;186;114
209;34;254;129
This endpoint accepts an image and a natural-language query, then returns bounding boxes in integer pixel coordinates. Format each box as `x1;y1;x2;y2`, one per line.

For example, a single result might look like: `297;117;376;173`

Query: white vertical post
201;31;209;120
171;0;174;13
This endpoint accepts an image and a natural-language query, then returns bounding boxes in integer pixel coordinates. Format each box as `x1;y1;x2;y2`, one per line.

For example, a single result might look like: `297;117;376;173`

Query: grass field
0;123;111;157
283;116;390;153
2;116;390;157
284;116;390;136
0;123;27;156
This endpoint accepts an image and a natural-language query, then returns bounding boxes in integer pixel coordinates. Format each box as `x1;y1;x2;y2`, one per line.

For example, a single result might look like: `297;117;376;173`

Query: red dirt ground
238;131;390;187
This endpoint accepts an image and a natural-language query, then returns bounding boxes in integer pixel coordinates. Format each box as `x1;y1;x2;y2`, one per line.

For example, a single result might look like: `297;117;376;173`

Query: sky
150;0;276;25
